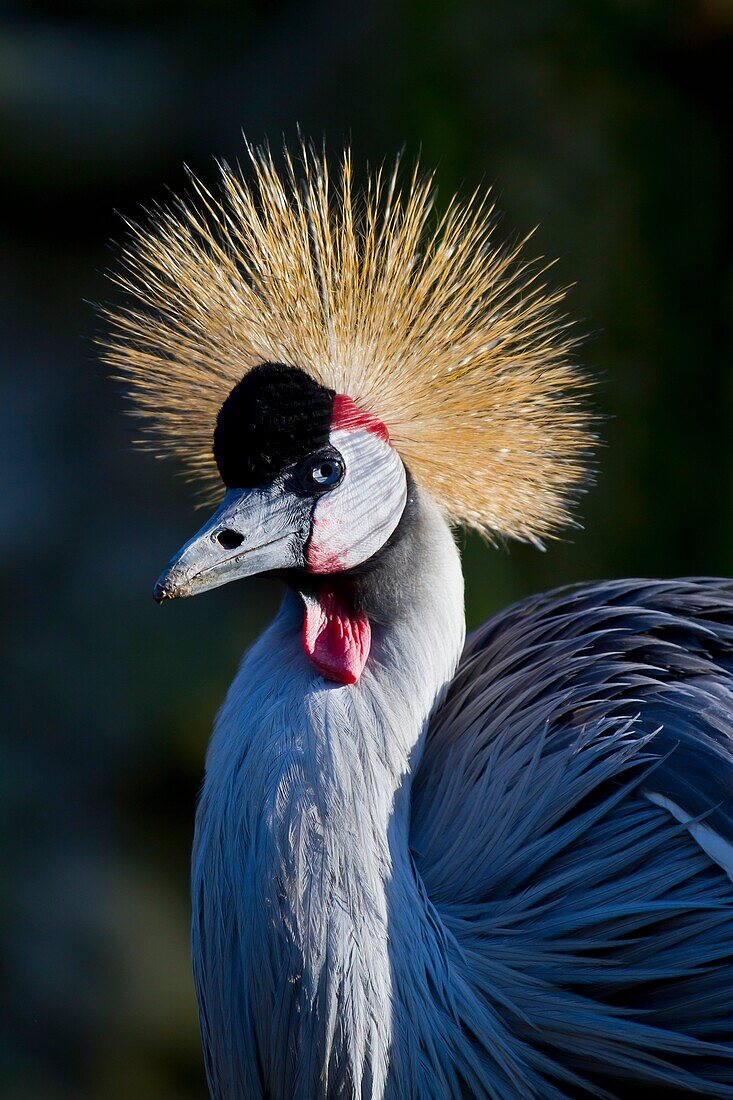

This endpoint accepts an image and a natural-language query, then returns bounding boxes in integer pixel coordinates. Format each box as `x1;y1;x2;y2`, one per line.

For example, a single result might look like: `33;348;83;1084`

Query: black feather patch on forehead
213;363;335;488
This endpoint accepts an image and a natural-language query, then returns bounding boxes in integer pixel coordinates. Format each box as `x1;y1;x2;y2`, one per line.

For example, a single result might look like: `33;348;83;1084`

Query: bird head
151;362;407;602
102;143;593;682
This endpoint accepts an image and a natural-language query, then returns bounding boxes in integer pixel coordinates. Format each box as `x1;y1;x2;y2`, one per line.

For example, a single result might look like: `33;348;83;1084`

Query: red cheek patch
331;394;390;443
306;513;345;573
302;591;371;685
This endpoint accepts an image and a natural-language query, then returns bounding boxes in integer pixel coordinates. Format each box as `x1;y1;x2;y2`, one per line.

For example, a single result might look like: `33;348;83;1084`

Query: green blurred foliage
2;1;732;1096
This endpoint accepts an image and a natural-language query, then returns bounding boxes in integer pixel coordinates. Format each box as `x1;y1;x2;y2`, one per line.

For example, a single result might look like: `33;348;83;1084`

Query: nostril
217;529;244;550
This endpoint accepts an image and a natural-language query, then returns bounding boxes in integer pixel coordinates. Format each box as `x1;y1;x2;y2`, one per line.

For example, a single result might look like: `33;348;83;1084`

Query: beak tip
153;579;172;604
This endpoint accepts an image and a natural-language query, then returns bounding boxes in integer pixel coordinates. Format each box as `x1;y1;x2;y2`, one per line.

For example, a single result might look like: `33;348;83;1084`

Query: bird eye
291;448;345;495
309;457;344;488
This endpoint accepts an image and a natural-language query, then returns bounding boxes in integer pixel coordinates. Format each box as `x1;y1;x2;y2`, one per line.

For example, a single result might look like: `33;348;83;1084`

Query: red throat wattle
302;591;371;685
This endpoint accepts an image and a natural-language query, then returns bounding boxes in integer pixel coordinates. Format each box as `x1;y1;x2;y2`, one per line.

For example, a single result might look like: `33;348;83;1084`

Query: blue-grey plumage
414;576;733;1097
189;490;733;1100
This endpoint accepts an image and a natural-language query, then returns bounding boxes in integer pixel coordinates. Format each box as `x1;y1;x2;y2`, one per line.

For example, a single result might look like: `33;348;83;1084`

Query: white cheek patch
306;428;407;573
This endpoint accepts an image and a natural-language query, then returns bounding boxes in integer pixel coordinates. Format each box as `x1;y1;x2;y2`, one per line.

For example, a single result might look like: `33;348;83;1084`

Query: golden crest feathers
103;142;593;542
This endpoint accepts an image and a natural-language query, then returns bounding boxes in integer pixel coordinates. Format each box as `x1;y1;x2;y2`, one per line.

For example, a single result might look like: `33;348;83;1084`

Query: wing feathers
412;578;733;1096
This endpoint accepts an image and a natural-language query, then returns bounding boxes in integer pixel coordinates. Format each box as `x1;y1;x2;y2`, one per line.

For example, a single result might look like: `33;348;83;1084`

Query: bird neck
194;491;465;1097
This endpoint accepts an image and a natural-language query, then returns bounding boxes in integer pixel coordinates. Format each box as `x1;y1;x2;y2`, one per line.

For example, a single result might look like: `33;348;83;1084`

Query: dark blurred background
3;1;733;1096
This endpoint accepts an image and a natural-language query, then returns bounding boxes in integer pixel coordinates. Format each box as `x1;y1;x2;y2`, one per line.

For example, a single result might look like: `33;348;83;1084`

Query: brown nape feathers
102;143;594;544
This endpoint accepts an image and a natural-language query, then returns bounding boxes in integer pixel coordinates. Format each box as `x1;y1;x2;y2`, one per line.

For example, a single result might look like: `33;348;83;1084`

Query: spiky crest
102;142;593;542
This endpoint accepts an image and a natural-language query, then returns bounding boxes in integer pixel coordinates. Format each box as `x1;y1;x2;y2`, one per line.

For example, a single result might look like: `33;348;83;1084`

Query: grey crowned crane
103;146;733;1099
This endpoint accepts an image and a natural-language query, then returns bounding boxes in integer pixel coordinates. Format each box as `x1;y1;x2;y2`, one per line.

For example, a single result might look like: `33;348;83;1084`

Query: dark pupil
319;463;334;480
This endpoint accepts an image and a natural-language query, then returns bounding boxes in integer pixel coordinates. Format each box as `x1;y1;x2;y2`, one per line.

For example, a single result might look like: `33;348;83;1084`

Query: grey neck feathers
192;492;465;1100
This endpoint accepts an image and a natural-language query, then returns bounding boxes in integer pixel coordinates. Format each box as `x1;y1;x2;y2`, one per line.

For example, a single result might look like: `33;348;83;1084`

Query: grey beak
153;486;306;602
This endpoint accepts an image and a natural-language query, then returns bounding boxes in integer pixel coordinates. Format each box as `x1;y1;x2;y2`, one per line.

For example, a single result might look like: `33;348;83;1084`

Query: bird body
191;494;733;1099
104;144;733;1097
